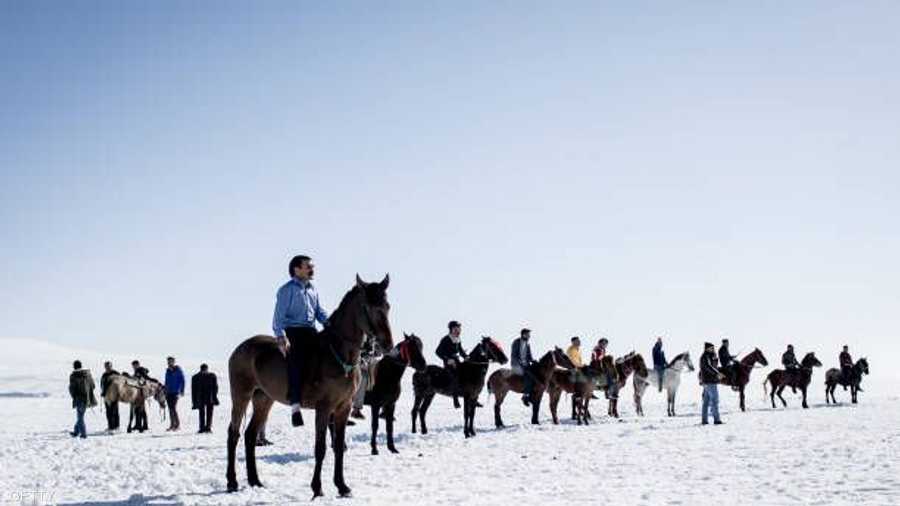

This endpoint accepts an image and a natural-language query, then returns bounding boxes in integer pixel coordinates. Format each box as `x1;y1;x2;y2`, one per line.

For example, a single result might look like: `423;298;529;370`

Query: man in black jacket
436;320;468;408
191;363;219;433
699;342;723;425
100;361;120;432
782;345;801;393
718;338;738;388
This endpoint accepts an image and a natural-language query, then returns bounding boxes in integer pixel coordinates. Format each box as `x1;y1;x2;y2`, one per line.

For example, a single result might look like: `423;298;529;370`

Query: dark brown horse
488;347;576;427
225;275;393;498
365;333;427;455
718;348;768;412
411;337;507;438
825;357;869;404
585;352;647;418
547;363;601;425
764;352;822;409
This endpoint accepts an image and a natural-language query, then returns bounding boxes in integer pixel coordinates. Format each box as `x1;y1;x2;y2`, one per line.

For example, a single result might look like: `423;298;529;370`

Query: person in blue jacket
164;356;185;431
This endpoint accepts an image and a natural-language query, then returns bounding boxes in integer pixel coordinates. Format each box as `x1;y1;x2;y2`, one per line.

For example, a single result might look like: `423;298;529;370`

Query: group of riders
273;254;865;427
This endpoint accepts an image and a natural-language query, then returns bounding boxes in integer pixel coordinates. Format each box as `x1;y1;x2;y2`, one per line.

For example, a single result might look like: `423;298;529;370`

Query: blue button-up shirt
272;277;329;337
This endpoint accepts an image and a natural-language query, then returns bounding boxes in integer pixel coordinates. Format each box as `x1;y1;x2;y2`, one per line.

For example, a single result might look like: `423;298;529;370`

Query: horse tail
762;376;768;399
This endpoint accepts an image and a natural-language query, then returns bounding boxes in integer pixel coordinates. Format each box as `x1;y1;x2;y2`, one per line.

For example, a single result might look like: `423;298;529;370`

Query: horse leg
547;388;560;425
370;403;381;455
825;384;830;404
411;395;421;434
776;385;787;407
385;403;398;453
245;391;273;487
801;386;809;409
494;390;506;428
332;402;352;497
667;389;674;417
740;387;746;412
419;394;433;435
127;404;134;433
310;407;329;499
851;384;858;404
463;397;472;438
531;391;541;425
226;391;252;493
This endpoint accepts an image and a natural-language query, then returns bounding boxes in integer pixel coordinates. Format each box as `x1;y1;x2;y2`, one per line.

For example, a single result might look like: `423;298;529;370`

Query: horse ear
380;273;390;289
356;274;365;288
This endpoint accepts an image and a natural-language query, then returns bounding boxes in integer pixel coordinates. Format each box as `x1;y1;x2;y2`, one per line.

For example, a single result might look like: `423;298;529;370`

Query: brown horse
104;374;166;433
411;336;507;438
488;347;576;427
225;274;393;498
547;364;601;425
825;357;869;404
365;333;427;455
718;348;768;412
764;352;822;409
586;352;648;419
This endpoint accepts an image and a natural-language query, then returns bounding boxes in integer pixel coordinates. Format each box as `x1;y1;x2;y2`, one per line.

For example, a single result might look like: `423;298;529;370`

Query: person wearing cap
511;328;536;405
436;320;469;409
100;361;120;432
718;338;738;387
699;342;723;425
191;363;219;433
164;356;185;431
782;345;800;370
652;337;667;393
273;254;330;427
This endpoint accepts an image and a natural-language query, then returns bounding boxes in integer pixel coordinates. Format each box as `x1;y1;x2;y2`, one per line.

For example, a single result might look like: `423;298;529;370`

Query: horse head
858;357;869;375
630;352;649;377
552;346;576;370
682;351;696;372
801;352;822;369
149;381;167;409
479;336;508;365
354;274;393;352
752;348;769;367
399;332;428;372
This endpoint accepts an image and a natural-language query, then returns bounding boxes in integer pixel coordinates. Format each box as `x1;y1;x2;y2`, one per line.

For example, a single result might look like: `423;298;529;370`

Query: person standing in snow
652;337;667;393
100;361;120;432
699;342;723;425
68;360;97;438
164;356;185;431
272;254;330;427
191;363;219;433
436;320;469;409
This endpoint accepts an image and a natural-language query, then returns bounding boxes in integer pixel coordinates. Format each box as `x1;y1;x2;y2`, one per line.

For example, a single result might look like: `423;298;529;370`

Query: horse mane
616;351;636;364
667;352;687;367
328;286;361;325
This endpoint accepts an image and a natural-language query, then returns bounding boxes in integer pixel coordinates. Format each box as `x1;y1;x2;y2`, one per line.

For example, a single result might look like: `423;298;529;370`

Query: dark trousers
166;394;180;429
105;401;119;430
286;326;319;405
198;403;214;432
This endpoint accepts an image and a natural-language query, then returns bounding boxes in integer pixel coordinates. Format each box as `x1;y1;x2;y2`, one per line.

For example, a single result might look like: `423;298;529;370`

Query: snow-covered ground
1;338;898;505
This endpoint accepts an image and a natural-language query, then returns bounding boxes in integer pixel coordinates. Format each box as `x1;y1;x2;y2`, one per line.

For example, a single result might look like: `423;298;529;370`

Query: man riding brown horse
272;254;330;427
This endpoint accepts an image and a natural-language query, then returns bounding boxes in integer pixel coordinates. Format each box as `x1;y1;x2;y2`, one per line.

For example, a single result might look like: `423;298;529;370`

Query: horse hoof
249;480;264;488
338;487;352;498
389;447;399;454
227;482;239;493
371;448;379;455
311;490;324;500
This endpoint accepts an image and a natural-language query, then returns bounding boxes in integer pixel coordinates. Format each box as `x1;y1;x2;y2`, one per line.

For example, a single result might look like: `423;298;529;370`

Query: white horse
633;351;695;416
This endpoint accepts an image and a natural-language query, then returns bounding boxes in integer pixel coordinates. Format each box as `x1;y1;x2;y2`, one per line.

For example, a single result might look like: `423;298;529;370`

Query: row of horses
223;275;869;498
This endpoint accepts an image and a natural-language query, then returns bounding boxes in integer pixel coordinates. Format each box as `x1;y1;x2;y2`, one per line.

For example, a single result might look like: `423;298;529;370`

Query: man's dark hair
132;360;140;366
73;360;82;369
289;255;312;277
200;363;209;371
104;361;112;367
571;336;580;343
167;356;175;361
448;320;461;331
520;328;531;336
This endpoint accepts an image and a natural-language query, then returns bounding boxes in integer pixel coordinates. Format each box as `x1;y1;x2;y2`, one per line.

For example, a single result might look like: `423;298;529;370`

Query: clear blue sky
2;2;898;374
